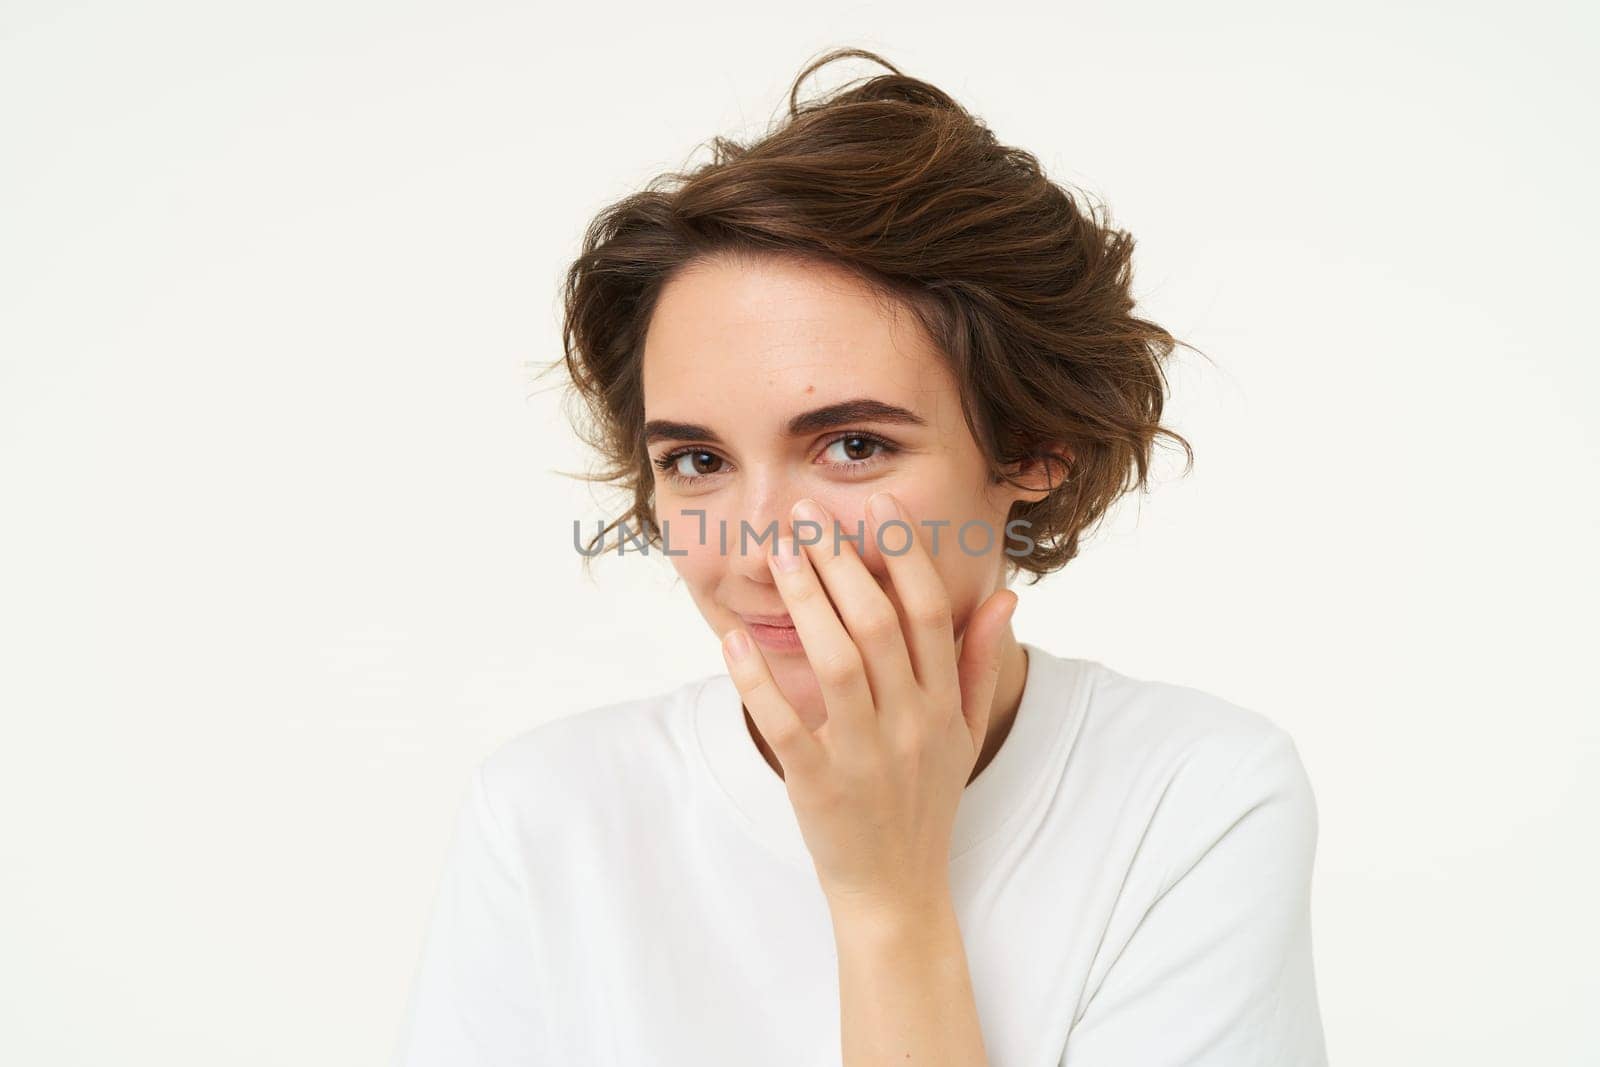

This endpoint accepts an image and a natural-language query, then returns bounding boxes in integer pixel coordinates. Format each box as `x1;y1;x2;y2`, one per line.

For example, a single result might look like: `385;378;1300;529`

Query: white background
3;2;1595;1064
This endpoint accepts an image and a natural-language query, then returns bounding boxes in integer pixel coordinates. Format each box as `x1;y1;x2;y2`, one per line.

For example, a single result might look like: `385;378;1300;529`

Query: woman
395;48;1328;1066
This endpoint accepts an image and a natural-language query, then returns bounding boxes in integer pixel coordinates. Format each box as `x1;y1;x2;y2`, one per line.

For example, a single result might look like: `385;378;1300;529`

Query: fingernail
867;491;899;524
724;630;751;659
792;498;825;524
769;538;802;572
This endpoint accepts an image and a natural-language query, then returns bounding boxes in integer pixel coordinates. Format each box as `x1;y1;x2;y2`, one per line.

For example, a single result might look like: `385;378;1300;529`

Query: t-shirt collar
691;641;1086;870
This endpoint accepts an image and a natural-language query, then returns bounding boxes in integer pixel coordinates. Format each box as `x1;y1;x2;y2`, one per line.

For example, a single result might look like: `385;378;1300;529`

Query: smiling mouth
738;614;804;652
738;613;793;627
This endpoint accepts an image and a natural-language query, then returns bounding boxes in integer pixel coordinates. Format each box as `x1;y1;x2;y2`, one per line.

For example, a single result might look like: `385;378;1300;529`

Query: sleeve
393;764;544;1067
1061;728;1328;1067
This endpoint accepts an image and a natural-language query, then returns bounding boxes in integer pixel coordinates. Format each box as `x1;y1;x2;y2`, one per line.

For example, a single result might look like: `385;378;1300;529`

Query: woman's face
641;254;1044;728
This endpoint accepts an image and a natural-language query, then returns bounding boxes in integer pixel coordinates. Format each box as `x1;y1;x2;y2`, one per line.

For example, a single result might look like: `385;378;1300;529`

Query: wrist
825;883;956;937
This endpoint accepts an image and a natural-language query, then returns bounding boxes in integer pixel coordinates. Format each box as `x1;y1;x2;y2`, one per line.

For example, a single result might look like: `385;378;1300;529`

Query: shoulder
1078;658;1288;756
1075;657;1313;801
1050;659;1329;1052
470;671;718;837
1054;654;1319;876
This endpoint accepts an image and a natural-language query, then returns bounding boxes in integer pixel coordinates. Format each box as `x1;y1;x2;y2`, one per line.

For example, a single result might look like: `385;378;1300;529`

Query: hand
719;490;1018;916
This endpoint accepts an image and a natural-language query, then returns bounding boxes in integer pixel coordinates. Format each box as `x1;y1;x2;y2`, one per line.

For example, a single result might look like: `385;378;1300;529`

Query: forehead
641;254;958;424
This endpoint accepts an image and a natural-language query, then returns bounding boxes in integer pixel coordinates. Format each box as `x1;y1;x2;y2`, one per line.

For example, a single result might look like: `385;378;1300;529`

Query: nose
725;476;803;585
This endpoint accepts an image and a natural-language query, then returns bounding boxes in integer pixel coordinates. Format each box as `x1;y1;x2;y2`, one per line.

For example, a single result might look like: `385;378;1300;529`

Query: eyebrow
643;398;928;446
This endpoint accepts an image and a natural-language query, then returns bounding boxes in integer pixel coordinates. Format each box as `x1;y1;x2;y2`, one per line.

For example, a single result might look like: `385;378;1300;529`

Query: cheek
815;498;992;634
659;518;725;590
657;499;732;564
929;548;991;639
845;488;993;569
674;542;722;583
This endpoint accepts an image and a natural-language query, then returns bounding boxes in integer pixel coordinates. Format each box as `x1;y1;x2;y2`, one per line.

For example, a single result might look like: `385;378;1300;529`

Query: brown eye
658;449;726;480
821;434;887;465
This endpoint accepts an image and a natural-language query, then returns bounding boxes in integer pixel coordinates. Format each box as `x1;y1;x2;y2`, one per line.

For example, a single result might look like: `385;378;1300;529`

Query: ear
1002;444;1073;504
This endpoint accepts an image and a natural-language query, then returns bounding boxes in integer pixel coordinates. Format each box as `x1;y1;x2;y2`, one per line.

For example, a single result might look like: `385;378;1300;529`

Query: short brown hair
553;47;1193;583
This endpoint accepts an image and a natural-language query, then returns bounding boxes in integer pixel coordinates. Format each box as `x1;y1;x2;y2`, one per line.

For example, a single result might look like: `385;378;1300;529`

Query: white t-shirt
393;642;1328;1066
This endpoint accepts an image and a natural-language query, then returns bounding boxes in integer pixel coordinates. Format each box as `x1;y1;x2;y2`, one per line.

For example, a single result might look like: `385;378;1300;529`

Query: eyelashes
652;431;900;486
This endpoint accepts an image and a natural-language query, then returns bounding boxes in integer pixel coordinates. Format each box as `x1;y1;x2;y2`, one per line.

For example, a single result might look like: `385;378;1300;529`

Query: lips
737;612;804;653
738;612;794;627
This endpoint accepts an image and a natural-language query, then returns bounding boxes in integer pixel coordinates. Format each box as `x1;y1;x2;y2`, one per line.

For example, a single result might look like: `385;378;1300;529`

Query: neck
742;627;1030;785
972;627;1028;783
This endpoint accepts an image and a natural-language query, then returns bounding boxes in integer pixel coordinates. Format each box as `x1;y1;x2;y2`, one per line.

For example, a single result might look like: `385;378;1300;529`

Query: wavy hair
550;47;1194;583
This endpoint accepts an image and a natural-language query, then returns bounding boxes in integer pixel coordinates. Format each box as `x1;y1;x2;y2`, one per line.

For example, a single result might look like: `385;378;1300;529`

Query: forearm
830;890;989;1066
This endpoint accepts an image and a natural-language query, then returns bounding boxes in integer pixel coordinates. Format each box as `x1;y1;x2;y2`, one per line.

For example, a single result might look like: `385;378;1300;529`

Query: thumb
956;589;1018;755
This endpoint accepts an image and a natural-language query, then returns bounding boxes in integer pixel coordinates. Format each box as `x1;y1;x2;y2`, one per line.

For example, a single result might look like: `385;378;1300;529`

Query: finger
955;589;1018;755
721;628;823;778
766;533;877;746
791;498;919;711
864;491;959;698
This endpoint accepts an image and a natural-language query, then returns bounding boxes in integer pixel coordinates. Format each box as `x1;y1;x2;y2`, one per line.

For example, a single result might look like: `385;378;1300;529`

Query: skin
641;251;1064;1065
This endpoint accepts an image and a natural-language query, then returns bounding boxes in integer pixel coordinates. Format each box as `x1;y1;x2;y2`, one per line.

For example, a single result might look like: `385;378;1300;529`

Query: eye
654;448;727;483
818;432;897;471
652;431;900;488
